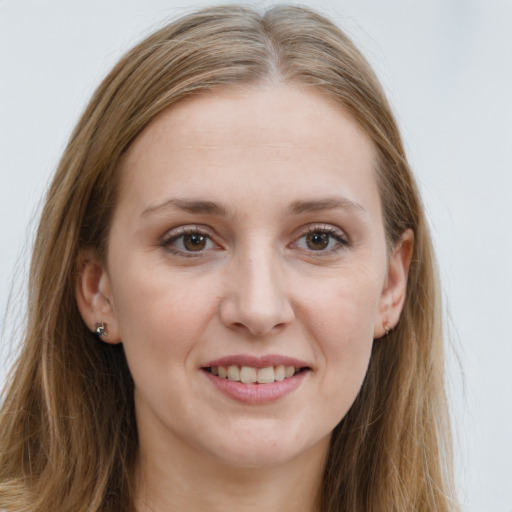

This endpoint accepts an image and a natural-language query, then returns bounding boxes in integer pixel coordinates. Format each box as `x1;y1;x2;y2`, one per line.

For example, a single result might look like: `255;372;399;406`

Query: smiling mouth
204;365;309;384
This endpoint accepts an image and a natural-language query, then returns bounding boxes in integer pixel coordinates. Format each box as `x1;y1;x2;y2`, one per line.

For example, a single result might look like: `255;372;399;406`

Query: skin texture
76;85;413;511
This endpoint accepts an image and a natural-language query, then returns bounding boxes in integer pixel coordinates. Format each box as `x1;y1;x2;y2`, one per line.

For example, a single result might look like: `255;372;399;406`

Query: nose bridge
220;240;294;335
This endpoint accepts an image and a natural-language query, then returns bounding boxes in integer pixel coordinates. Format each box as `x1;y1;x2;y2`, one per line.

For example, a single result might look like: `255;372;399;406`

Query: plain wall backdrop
1;1;511;511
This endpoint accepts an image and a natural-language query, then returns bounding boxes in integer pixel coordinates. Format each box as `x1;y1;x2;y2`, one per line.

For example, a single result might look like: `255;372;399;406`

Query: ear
75;248;121;344
374;229;414;339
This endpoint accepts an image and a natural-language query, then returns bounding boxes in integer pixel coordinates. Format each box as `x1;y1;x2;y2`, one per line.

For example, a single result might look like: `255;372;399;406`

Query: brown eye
306;232;329;250
183;233;207;251
162;229;216;255
294;227;348;254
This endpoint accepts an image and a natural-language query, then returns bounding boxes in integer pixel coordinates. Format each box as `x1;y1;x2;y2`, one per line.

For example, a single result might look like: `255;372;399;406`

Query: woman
0;5;459;511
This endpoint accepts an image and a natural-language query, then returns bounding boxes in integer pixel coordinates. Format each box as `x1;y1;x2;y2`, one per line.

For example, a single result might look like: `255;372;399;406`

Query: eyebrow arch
142;195;366;218
142;198;230;218
289;197;366;215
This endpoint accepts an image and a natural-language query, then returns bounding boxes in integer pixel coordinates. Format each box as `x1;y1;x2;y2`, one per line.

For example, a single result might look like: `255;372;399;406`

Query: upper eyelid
293;223;347;239
161;224;216;241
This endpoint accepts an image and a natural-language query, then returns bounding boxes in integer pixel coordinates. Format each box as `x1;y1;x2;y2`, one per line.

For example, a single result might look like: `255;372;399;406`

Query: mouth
203;365;309;384
201;356;311;403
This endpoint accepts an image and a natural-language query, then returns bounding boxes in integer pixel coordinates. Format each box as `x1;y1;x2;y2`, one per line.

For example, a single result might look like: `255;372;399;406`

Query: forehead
127;85;372;155
116;85;380;218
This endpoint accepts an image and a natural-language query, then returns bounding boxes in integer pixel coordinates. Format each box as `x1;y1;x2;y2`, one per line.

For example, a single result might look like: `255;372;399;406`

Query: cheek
298;269;382;402
109;260;220;364
302;265;383;344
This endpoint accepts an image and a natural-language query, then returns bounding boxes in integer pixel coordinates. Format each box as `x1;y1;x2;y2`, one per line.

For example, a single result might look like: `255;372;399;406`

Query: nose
219;250;295;337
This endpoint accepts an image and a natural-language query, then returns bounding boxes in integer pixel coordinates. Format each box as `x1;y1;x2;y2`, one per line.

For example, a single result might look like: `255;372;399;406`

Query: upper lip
202;354;311;369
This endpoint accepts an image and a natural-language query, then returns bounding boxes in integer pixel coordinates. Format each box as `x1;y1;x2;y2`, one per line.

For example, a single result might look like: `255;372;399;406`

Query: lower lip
202;369;309;404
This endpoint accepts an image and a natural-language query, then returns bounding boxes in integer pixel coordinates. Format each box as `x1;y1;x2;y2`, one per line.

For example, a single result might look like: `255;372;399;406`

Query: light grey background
1;1;511;511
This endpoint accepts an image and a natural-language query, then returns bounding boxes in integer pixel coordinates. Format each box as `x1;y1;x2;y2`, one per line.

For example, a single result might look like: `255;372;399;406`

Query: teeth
257;366;275;384
274;365;285;381
209;364;301;383
285;365;295;378
227;365;240;381
240;366;257;383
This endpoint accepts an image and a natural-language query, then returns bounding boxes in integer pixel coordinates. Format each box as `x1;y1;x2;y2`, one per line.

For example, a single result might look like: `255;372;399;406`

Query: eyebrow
142;198;230;218
141;195;366;218
288;197;366;215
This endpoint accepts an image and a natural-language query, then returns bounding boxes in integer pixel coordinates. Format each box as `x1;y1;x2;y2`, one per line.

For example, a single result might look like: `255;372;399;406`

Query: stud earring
94;322;108;337
384;322;391;336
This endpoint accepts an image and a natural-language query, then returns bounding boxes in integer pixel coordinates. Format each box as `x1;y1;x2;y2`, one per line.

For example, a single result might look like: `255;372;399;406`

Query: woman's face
81;85;410;470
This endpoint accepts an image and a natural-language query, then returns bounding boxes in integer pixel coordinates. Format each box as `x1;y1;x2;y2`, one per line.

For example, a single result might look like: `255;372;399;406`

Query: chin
214;447;302;470
204;422;330;470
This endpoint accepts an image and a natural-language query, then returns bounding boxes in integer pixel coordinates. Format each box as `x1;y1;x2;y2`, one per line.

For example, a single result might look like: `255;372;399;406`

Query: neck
134;436;328;512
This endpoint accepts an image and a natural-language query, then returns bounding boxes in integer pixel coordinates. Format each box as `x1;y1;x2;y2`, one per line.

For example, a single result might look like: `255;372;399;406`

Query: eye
305;232;331;251
161;227;218;256
181;233;209;251
294;226;348;253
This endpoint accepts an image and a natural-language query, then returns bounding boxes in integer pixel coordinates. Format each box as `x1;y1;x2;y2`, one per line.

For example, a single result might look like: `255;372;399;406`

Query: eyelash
160;224;349;258
160;226;219;258
293;225;349;254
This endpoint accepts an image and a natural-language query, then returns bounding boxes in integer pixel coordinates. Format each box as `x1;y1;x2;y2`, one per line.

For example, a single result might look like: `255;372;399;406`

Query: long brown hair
0;5;459;511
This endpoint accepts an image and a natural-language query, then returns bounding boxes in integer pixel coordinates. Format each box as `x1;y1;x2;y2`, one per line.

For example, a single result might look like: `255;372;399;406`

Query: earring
383;322;391;336
94;322;108;337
